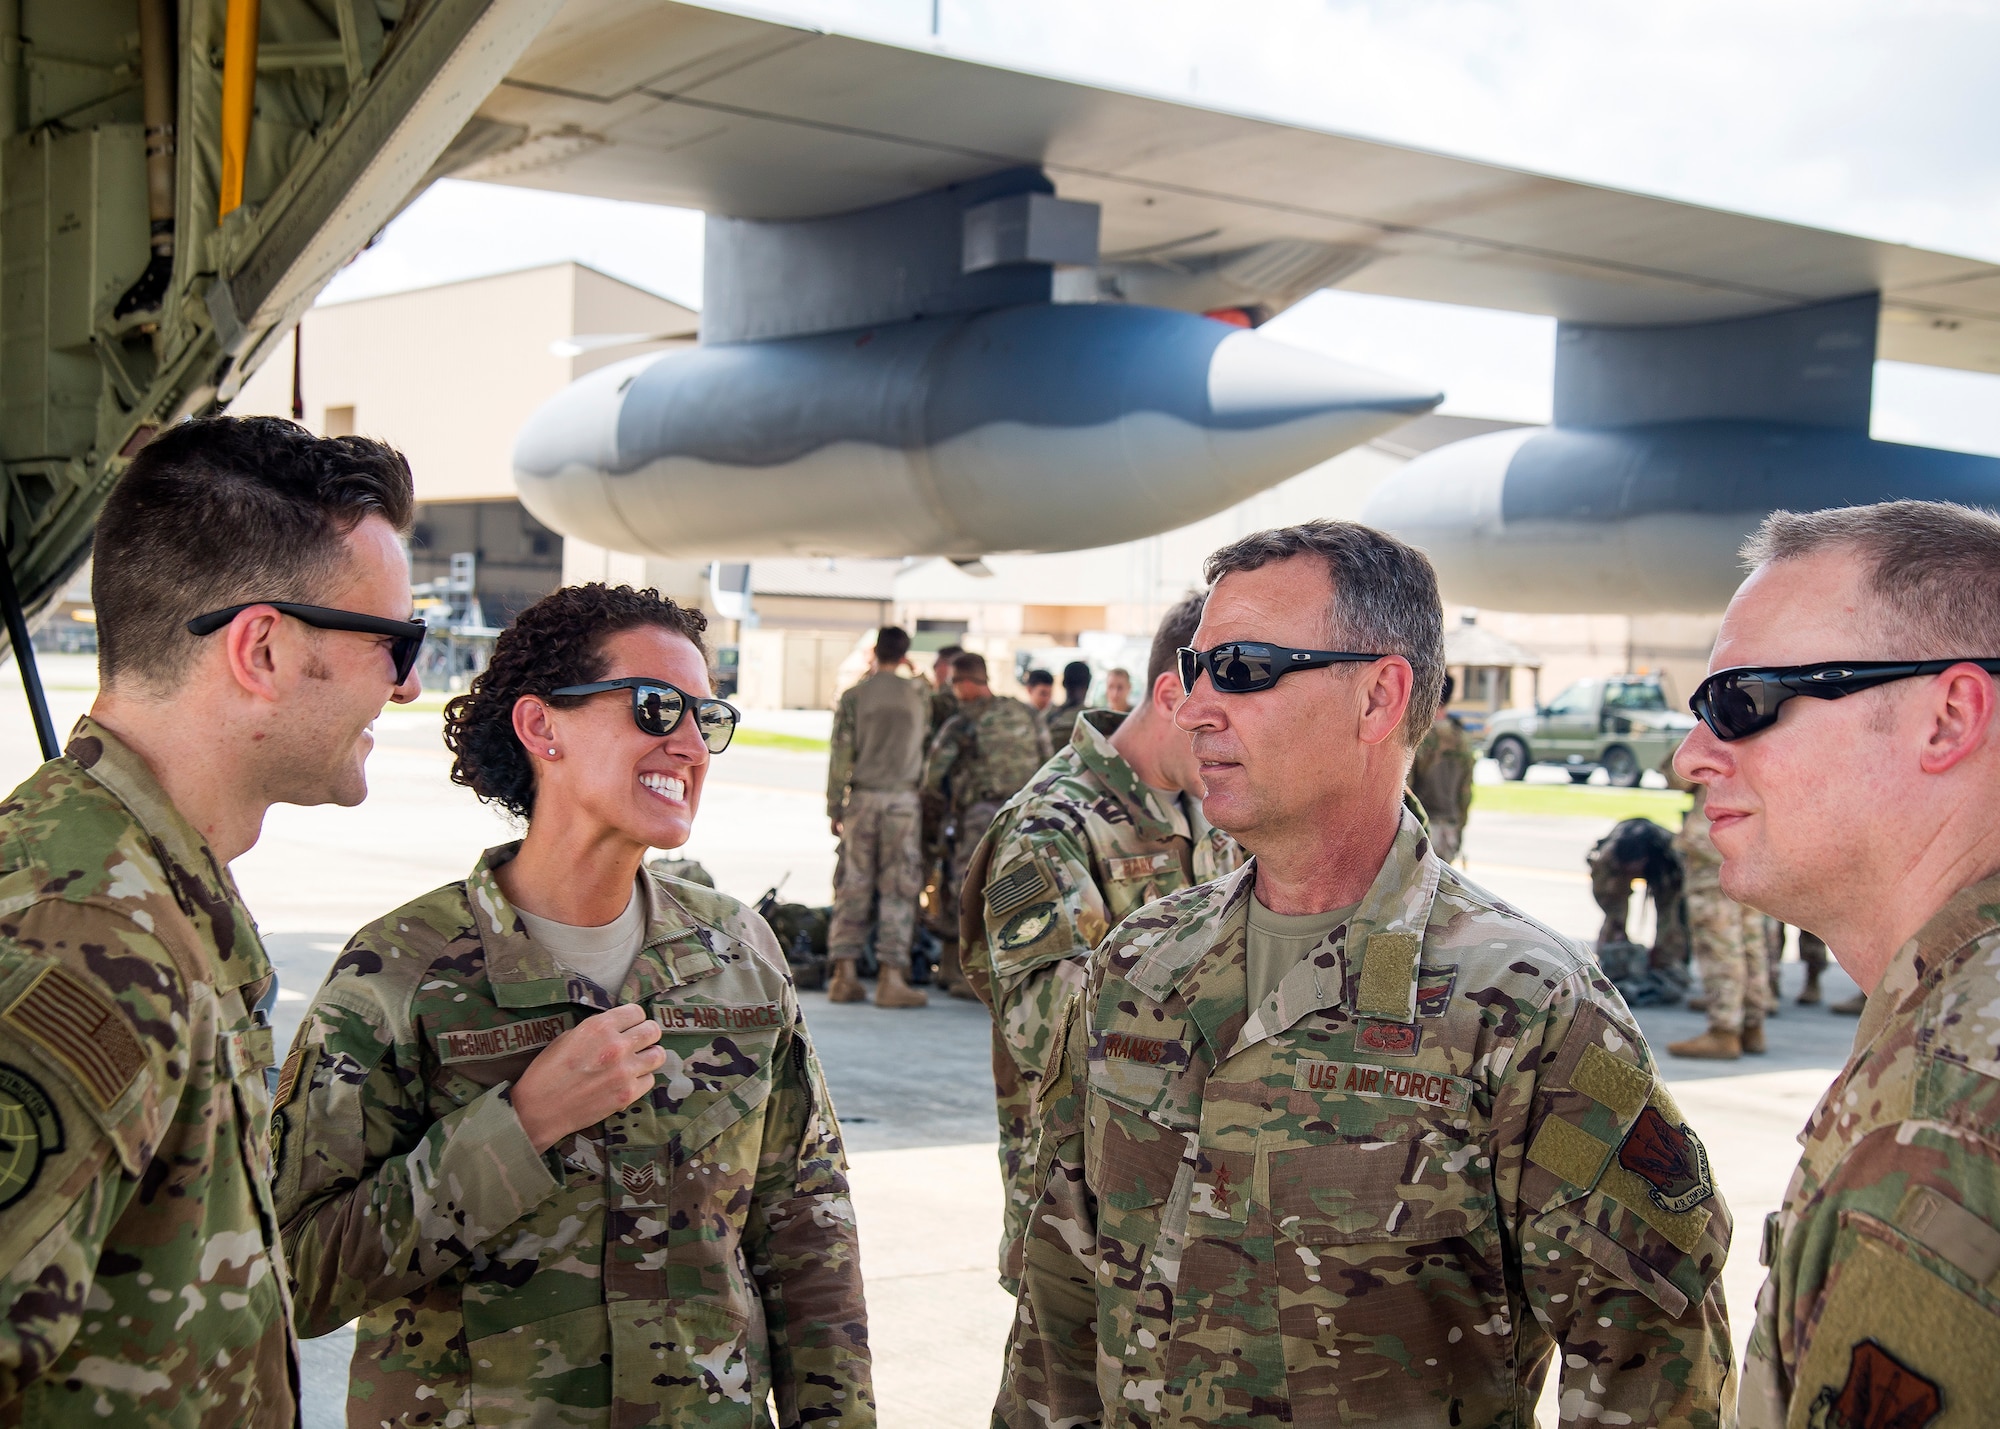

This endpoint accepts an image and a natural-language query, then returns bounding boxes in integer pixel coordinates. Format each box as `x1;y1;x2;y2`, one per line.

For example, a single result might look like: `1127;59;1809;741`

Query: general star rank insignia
1807;1340;1941;1429
1617;1105;1714;1214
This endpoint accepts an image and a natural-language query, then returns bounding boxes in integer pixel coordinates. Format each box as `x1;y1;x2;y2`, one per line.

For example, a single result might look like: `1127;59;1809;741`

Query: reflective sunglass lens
634;686;683;737
695;704;737;753
1178;648;1198;695
392;636;423;683
1215;643;1274;693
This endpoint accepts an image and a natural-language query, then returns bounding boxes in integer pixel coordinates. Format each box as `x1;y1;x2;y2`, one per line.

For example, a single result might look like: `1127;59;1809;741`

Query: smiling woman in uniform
270;582;874;1428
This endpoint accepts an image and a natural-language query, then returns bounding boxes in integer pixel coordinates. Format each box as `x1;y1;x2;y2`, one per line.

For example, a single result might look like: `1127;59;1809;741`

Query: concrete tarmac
0;658;1863;1427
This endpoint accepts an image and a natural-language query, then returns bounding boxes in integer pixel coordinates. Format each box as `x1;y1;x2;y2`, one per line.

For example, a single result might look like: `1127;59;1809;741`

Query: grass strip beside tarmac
1472;782;1691;826
732;728;830;753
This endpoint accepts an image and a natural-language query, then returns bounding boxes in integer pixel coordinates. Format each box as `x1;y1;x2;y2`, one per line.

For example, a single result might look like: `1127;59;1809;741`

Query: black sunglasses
1178;642;1386;696
551;678;740;754
186;601;427;684
1690;659;2000;742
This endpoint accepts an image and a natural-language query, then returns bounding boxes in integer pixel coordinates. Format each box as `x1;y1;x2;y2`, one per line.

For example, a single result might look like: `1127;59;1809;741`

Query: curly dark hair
444;584;709;819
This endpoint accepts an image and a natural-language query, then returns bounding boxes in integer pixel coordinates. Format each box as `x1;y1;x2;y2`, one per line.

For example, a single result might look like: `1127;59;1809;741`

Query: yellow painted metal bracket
218;0;262;219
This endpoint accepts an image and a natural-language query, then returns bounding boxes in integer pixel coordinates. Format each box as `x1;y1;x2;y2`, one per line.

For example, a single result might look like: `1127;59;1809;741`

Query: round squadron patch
996;901;1059;951
0;1063;64;1210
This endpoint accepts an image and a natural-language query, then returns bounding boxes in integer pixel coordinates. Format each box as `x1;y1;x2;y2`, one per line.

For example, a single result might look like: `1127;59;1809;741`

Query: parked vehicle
1481;675;1695;786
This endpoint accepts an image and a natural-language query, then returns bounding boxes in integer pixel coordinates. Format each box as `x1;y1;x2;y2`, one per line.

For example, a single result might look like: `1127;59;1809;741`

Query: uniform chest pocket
1269;1129;1492;1245
645;1002;784;1160
1088;1098;1194;1213
1088;1020;1203;1126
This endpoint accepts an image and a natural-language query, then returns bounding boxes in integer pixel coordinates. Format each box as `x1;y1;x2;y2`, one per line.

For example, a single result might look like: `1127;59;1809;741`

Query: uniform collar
1119;806;1442;1061
1852;868;2000;1056
64;714;268;986
1070;710;1185;843
467;842;733;1010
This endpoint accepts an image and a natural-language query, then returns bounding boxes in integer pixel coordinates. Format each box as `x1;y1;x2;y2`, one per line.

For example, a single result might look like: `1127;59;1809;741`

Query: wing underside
465;0;2000;371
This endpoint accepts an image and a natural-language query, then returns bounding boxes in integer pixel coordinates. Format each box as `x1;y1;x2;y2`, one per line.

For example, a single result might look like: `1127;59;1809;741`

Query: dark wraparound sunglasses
552;678;740;754
1690;659;2000;742
1179;642;1386;695
187;601;427;684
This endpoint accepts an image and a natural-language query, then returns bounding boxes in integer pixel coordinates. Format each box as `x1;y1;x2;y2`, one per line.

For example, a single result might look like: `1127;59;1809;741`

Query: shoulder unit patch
1807;1340;1941;1429
997;901;1060;952
1616;1105;1714;1215
0;1062;64;1209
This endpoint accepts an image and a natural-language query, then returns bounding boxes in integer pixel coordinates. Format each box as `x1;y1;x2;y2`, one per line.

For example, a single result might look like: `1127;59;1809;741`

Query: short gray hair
1146;589;1208;689
1743;501;2000;659
1202;519;1445;744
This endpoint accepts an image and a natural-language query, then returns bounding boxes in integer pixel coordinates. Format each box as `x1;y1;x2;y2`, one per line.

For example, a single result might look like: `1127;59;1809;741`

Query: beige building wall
230;263;696;503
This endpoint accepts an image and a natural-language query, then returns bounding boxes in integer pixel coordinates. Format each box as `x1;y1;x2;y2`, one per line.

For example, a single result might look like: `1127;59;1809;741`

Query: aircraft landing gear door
1536;682;1597;770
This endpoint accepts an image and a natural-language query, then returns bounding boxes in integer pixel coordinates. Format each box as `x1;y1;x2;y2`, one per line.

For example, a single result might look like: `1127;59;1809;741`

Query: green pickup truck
1480;675;1695;786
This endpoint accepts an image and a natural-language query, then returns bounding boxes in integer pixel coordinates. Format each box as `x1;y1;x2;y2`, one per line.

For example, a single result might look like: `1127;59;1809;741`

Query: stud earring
547;748;557;757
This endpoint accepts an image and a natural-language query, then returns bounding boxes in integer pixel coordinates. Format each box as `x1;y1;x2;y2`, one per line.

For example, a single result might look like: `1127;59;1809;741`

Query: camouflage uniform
1409;711;1474;864
1043;697;1088;750
827;673;930;974
272;845;872;1428
921;694;1051;937
0;718;296;1425
1677;787;1772;1034
1741;871;2000;1427
999;807;1735;1427
827;792;923;972
929;685;959;738
958;710;1243;1292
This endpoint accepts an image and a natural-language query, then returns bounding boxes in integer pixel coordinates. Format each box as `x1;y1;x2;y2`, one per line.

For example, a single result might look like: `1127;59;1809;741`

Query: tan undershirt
1245;896;1359;1008
515;876;648;995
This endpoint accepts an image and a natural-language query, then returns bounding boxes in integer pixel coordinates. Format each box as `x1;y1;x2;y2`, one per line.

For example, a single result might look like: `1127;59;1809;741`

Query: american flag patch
2;963;146;1109
986;860;1053;921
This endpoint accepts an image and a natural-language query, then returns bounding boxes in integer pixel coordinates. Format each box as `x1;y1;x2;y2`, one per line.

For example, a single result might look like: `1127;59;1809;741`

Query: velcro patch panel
1571;1042;1651;1121
1356;933;1421;1021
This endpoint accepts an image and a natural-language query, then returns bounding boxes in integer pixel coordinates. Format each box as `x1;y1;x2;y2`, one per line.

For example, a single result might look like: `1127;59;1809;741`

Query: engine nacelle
1363;421;2000;613
514;303;1440;559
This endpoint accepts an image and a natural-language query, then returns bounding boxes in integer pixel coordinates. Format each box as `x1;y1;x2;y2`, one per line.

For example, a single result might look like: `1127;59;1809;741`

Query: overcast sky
322;0;2000;452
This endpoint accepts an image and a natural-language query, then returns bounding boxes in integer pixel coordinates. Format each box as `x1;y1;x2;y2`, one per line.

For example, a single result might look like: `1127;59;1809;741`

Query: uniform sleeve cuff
424;1083;564;1241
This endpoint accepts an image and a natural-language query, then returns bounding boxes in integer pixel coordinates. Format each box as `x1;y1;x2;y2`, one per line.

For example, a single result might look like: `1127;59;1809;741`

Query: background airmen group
3;411;1998;1429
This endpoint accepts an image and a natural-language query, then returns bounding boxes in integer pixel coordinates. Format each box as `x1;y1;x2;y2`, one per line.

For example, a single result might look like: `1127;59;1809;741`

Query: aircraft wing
463;0;2000;372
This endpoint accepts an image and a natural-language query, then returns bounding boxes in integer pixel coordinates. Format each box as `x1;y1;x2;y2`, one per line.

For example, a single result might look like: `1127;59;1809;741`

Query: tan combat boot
1740;1020;1767;1055
1668;1027;1742;1060
875;965;929;1008
826;960;867;1003
1797;965;1823;1005
934;939;978;1000
1830;991;1867;1016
